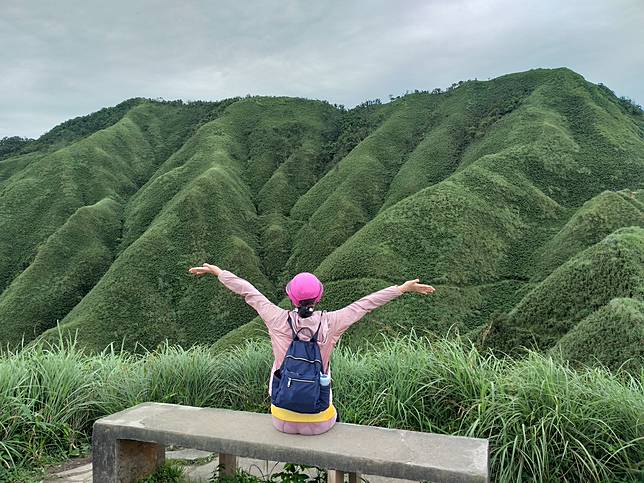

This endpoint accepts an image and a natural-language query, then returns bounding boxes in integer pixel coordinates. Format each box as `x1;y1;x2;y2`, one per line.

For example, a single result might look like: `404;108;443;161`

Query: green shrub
137;461;186;483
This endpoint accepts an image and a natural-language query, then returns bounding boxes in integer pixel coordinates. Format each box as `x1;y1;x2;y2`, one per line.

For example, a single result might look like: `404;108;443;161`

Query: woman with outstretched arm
188;264;435;435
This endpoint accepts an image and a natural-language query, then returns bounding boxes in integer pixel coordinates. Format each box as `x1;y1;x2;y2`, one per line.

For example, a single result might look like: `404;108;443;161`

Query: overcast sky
2;0;643;138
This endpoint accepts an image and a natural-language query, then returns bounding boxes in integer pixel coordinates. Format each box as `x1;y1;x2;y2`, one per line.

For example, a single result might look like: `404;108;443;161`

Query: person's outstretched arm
188;263;286;328
327;278;435;341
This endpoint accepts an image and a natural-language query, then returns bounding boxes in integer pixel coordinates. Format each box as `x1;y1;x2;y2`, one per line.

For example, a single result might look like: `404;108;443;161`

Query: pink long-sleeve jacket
217;270;403;435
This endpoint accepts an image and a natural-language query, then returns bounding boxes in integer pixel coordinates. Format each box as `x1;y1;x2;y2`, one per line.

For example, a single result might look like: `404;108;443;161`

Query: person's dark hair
297;299;316;318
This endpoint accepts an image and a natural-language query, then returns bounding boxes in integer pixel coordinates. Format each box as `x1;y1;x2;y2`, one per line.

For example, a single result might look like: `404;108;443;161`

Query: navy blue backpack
271;313;331;414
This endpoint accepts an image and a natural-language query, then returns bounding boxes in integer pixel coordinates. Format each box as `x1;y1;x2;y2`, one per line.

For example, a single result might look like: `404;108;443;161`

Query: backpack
271;312;331;414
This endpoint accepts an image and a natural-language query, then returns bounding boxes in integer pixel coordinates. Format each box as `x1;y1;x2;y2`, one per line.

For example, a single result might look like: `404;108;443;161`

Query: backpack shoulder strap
311;316;323;342
286;312;299;341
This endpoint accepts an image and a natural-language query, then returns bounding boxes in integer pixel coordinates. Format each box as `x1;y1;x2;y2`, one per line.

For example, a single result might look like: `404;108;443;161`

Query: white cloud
1;0;642;138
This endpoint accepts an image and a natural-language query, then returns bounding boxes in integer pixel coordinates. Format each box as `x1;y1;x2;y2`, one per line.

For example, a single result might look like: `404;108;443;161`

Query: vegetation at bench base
210;462;327;483
137;461;187;483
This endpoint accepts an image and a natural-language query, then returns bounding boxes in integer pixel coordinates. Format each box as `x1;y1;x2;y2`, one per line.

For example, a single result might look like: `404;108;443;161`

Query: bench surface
94;402;488;482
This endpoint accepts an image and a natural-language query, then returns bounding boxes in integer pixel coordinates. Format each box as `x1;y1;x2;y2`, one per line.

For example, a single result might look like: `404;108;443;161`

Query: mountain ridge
0;67;642;371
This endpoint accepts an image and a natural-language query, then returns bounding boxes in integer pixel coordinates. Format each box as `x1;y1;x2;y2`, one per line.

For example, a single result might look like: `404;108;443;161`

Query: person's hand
188;263;222;277
398;278;435;295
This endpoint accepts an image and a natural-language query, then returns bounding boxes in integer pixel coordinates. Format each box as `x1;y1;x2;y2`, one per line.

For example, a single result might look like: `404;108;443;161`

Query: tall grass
0;336;641;482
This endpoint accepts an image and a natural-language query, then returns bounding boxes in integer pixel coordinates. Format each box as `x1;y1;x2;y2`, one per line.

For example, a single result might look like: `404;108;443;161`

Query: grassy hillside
0;68;642;371
216;70;644;365
553;297;643;373
0;198;122;341
535;190;644;277
482;227;644;355
39;98;339;350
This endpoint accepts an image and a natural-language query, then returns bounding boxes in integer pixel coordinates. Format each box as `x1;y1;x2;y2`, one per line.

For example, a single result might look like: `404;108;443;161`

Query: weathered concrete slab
93;402;488;482
54;462;93;477
45;464;93;482
166;448;213;462
184;459;218;482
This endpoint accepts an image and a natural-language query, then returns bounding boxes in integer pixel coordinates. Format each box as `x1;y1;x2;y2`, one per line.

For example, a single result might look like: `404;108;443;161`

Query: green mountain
482;227;643;362
0;68;642;371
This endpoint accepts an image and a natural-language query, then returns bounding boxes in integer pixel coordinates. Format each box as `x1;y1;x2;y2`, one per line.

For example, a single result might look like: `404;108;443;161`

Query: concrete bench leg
219;453;237;476
329;469;361;483
92;425;164;482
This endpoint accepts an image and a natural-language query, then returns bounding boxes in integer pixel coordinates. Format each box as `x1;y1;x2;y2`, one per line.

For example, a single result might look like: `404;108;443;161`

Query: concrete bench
92;402;488;482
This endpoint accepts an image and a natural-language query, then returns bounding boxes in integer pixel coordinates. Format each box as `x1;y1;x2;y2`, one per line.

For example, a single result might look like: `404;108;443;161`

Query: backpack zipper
288;377;315;388
285;355;322;365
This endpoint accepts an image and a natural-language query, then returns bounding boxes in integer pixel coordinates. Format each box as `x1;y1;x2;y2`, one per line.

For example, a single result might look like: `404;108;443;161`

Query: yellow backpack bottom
270;403;337;423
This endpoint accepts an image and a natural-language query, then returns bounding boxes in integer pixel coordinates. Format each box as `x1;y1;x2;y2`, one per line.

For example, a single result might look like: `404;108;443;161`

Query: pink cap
285;272;324;306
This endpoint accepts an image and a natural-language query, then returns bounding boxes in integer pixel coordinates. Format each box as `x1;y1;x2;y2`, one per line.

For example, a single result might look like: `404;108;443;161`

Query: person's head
285;272;324;318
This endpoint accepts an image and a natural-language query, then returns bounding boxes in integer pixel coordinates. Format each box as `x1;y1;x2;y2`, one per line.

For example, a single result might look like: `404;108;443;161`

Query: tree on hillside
0;136;34;158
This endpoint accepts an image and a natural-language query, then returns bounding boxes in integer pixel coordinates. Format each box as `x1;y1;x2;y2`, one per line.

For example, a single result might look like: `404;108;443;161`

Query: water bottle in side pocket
320;372;331;386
